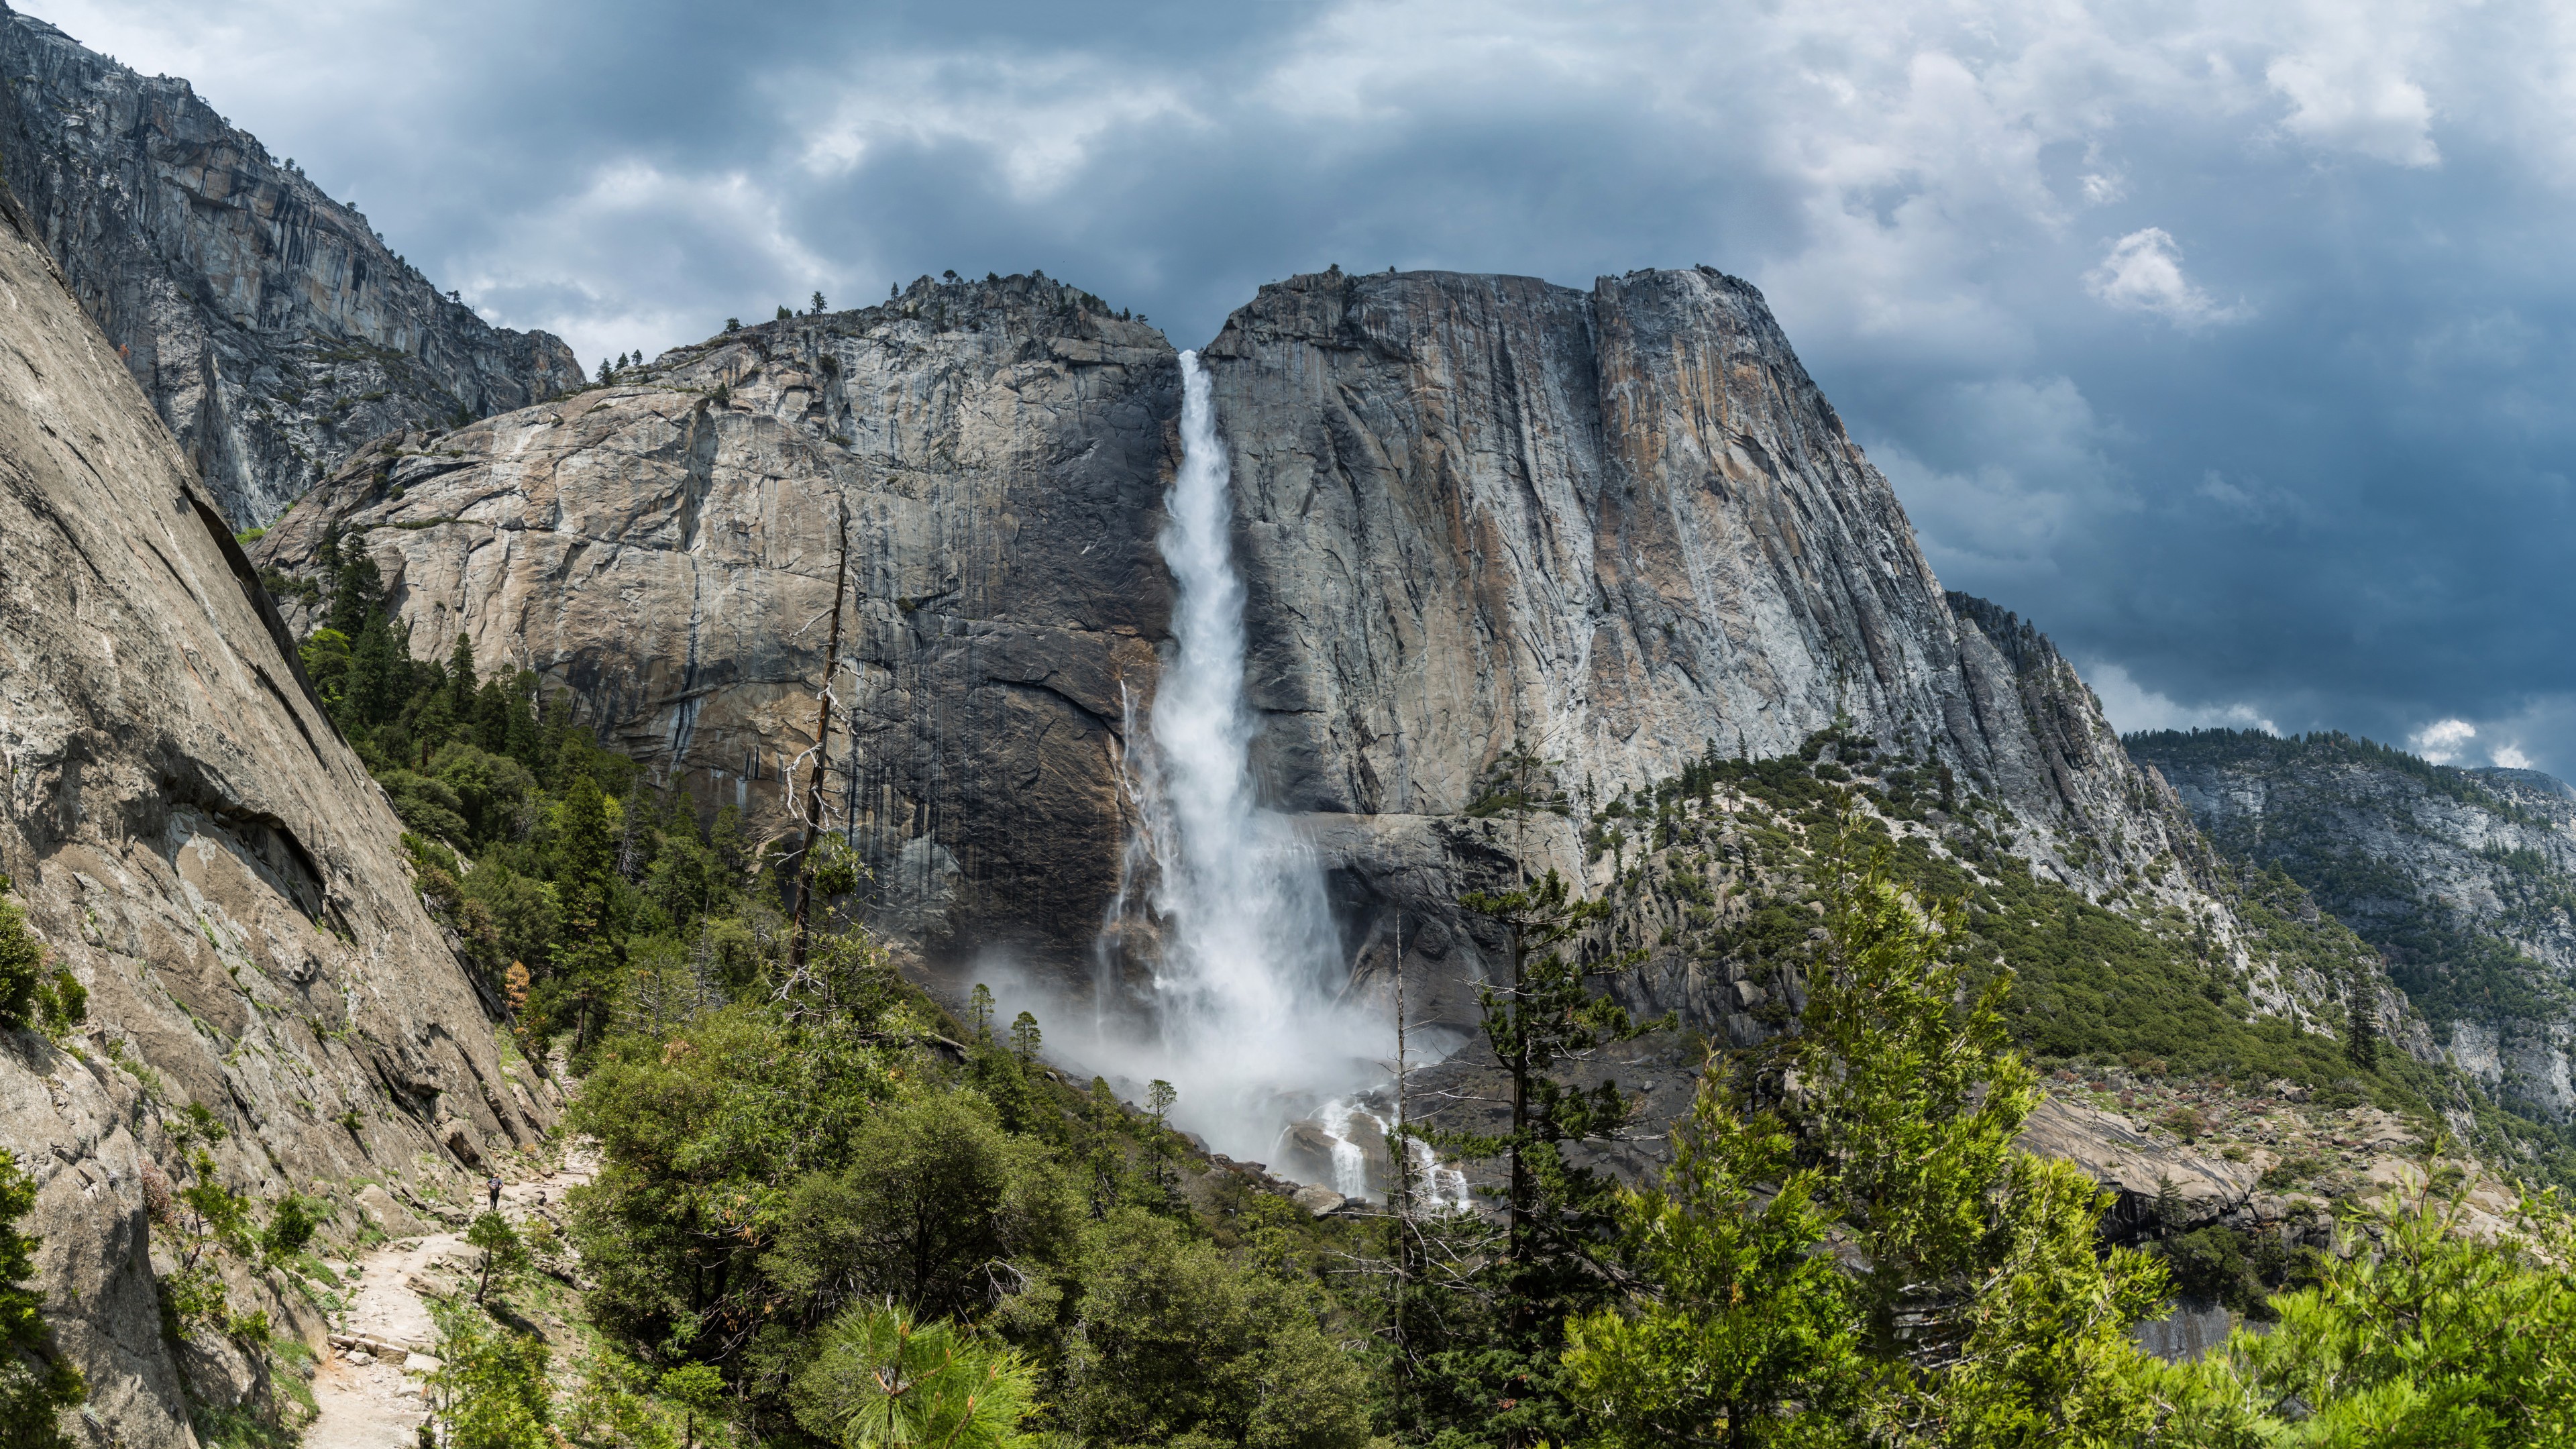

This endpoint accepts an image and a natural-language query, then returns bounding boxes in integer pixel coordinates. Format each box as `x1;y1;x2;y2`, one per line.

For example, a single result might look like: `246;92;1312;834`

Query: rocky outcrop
2132;729;2576;1122
1203;269;2166;847
0;180;550;1447
0;3;582;529
253;273;1176;965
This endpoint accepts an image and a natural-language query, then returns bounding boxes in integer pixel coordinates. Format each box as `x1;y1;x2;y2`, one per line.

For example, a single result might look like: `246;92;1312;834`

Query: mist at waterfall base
975;351;1457;1197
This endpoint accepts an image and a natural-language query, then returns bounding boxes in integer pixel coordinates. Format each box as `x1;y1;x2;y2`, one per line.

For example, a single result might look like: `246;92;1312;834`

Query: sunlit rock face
0;3;582;528
0;186;553;1448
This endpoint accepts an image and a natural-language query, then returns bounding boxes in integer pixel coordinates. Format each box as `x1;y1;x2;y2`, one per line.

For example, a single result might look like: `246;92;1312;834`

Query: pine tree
325;544;380;639
446;632;478;716
1404;869;1662;1448
1567;829;2169;1445
2347;975;2381;1071
551;771;622;1053
0;1155;83;1447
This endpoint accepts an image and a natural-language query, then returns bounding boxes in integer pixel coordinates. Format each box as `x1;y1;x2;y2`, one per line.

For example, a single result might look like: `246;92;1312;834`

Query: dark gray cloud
40;0;2576;771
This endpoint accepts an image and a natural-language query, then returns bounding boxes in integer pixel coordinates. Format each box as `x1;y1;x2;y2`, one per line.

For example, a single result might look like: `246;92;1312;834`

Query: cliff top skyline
19;0;2576;775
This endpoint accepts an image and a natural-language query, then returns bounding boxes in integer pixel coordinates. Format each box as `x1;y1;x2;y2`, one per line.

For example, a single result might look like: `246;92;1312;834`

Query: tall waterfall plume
1089;350;1377;1162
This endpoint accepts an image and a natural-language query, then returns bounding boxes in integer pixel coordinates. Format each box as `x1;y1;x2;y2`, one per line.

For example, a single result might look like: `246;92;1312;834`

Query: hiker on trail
487;1174;502;1212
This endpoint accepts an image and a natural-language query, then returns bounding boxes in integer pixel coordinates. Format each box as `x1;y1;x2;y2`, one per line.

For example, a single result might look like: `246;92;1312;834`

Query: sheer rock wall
0;182;551;1449
251;267;2208;1006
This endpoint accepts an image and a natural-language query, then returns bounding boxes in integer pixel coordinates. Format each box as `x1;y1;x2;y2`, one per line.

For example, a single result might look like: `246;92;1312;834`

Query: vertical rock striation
257;266;2217;996
0;3;582;529
1206;269;2194;884
254;274;1177;963
0;178;549;1447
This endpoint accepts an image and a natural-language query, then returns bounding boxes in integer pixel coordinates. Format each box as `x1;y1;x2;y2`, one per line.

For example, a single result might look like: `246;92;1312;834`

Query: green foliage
790;1302;1034;1448
1058;1209;1373;1449
1568;833;2169;1446
33;968;85;1039
568;1001;902;1364
429;1304;555;1449
0;877;48;1030
1563;1079;1858;1446
466;1212;530;1303
767;1091;1081;1326
657;1360;726;1448
0;1155;83;1448
2137;1173;2576;1444
1385;869;1668;1447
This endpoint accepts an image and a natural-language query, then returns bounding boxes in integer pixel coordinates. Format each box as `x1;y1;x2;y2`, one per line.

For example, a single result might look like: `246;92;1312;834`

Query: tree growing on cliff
0;877;51;1030
0;1155;85;1448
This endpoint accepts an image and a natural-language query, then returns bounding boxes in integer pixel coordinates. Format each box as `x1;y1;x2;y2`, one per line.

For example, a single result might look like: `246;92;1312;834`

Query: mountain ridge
0;1;582;528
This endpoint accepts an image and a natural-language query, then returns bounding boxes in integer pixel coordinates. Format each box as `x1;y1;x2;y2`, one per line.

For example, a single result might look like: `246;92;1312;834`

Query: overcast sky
40;0;2576;773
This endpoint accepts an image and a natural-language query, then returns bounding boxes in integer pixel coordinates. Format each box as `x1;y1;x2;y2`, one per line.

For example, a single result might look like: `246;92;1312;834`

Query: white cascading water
1114;350;1368;1161
1034;348;1467;1197
1313;1097;1474;1208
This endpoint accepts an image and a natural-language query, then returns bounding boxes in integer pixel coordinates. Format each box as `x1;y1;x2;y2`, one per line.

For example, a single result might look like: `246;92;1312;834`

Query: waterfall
1312;1097;1475;1208
1094;350;1362;1161
1073;349;1471;1202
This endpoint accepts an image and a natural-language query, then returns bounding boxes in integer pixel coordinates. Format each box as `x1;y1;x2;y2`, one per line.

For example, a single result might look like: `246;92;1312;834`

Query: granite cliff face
0;182;551;1447
0;3;582;529
254;273;1176;965
1204;270;2204;952
2133;729;2576;1123
254;266;2250;1011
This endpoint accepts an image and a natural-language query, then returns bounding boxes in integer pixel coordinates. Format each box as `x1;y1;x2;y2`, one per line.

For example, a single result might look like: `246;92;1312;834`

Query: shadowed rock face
0;185;551;1448
255;274;1180;965
2133;730;2576;1123
0;3;581;528
255;266;2199;1008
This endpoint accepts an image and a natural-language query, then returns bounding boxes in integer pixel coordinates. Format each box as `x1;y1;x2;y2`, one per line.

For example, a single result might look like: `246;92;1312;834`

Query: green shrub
0;1155;83;1447
0;877;46;1030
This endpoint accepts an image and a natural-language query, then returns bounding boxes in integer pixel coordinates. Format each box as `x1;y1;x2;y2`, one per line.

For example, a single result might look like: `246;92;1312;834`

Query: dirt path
302;1152;595;1449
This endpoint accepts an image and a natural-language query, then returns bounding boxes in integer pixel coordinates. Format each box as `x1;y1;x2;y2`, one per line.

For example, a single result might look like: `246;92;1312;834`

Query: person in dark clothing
486;1175;502;1212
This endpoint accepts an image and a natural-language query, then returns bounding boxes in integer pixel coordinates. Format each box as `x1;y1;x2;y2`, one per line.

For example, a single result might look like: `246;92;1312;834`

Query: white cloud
2410;717;2477;763
2084;227;2244;328
2492;743;2534;769
2084;661;2277;735
2267;50;2439;167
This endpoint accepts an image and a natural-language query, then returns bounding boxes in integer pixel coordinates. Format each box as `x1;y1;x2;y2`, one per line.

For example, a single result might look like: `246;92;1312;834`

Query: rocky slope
0;178;551;1448
0;3;582;529
2132;729;2576;1125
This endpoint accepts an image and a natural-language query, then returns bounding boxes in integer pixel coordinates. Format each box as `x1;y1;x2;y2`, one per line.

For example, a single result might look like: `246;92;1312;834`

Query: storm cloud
39;0;2576;771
